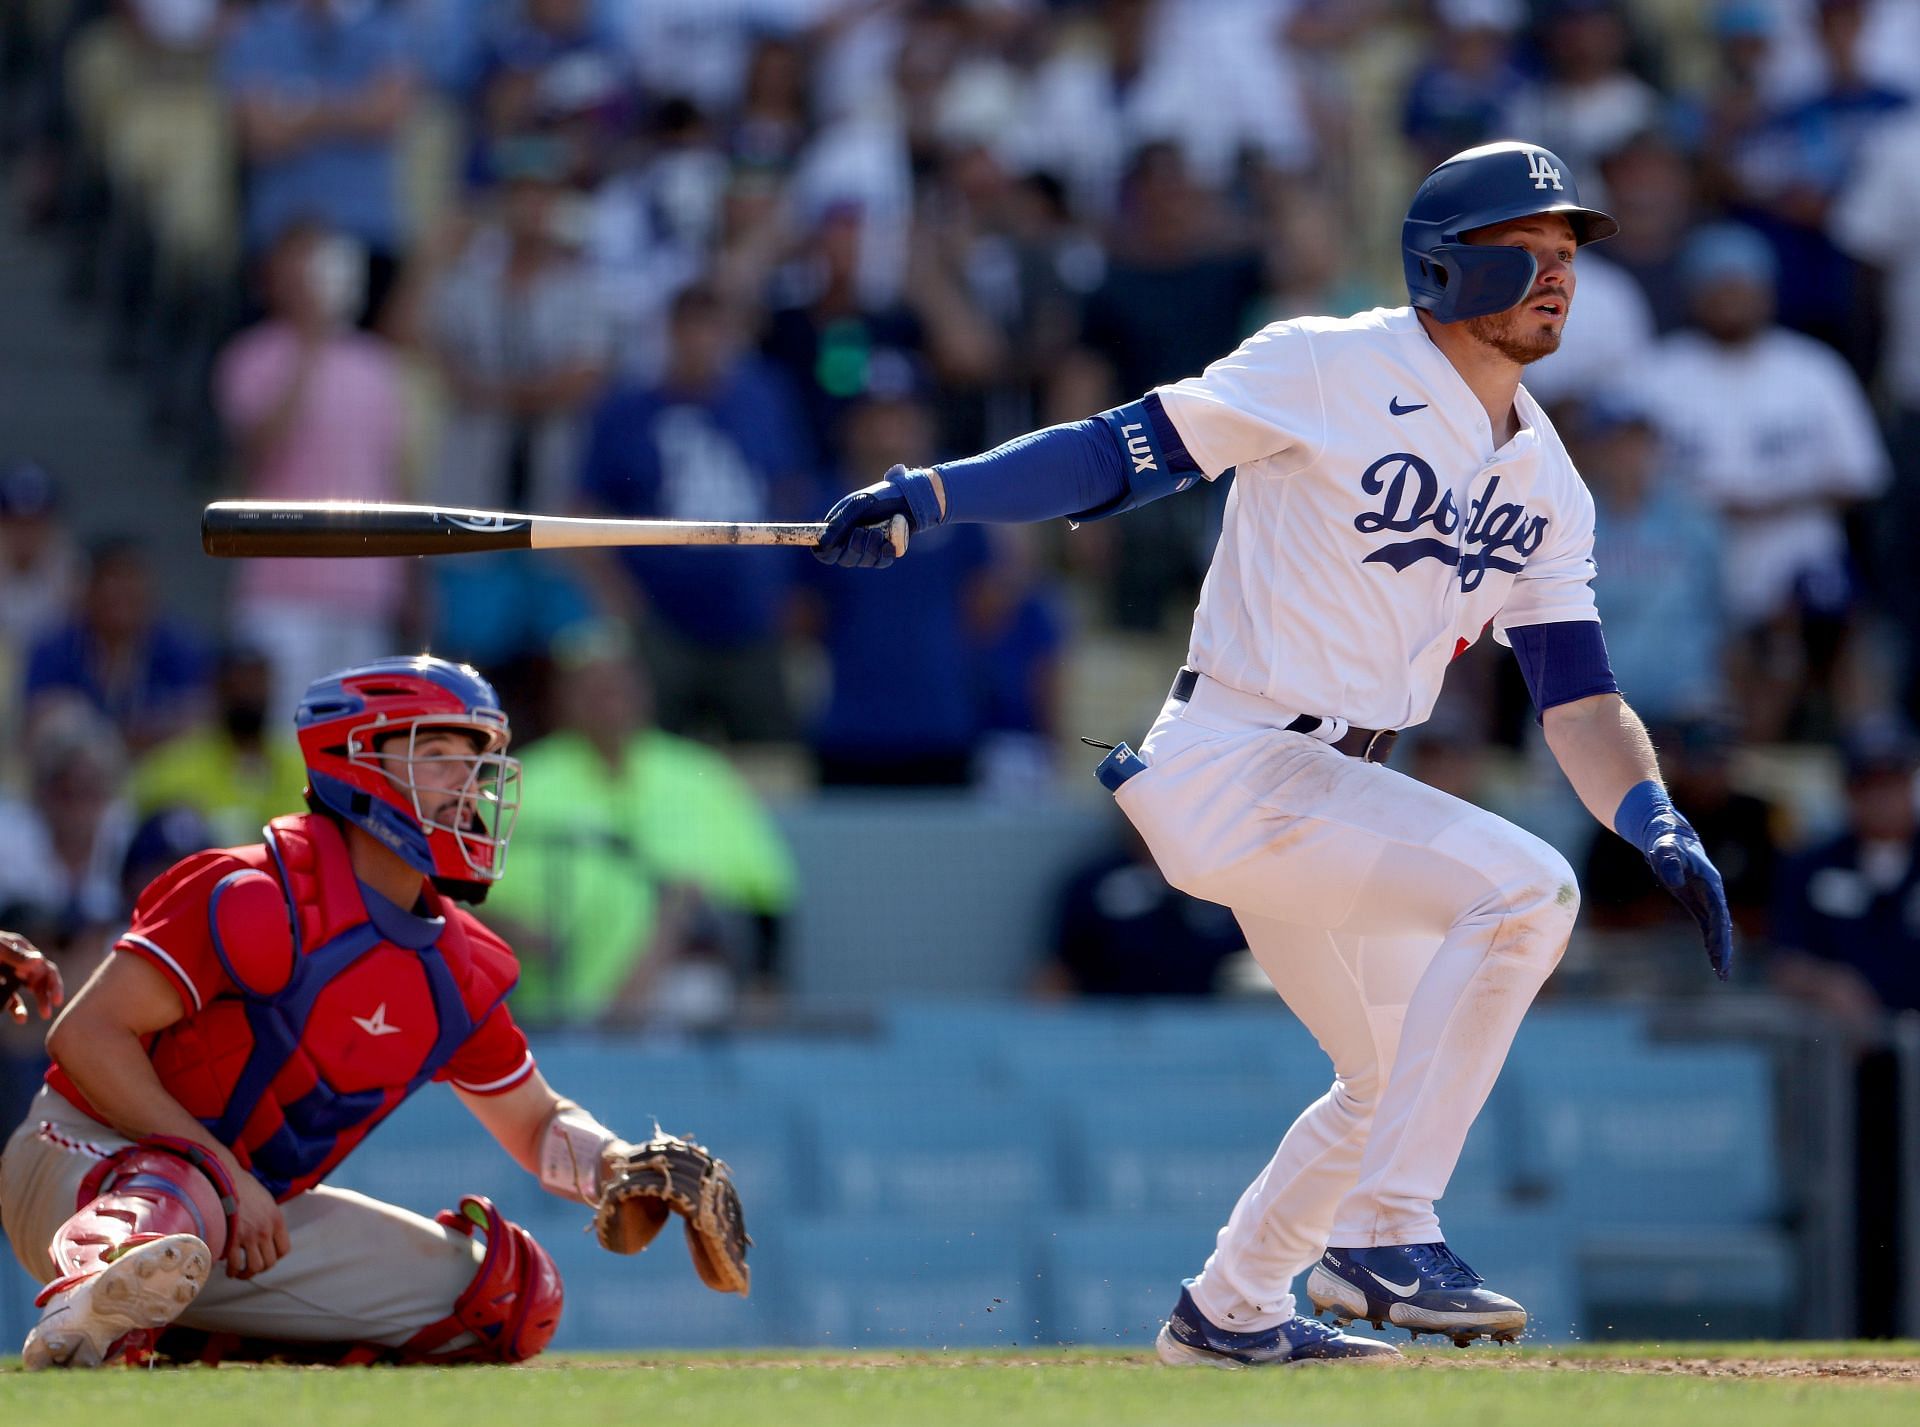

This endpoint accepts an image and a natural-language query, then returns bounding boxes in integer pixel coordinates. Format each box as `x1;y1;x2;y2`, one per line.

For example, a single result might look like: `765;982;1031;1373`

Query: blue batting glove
814;464;943;569
1615;781;1735;981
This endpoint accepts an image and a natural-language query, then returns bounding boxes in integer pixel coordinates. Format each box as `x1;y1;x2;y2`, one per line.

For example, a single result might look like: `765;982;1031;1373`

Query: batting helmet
296;655;520;889
1404;141;1618;324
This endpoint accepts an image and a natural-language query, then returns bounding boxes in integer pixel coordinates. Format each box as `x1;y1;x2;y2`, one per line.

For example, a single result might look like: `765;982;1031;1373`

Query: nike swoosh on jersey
1366;1268;1424;1297
1388;397;1428;416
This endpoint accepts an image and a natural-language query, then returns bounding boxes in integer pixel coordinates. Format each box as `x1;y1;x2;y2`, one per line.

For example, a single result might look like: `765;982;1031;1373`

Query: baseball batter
815;142;1734;1365
0;655;749;1370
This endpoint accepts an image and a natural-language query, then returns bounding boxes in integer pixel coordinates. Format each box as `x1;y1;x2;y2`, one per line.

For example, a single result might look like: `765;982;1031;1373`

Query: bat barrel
202;502;534;558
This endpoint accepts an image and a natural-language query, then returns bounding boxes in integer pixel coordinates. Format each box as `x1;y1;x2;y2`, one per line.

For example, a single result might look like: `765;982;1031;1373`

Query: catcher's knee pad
42;1136;239;1303
398;1196;563;1364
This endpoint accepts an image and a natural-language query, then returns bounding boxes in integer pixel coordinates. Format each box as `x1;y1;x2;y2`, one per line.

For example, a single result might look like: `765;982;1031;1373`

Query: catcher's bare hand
0;931;63;1025
595;1132;750;1296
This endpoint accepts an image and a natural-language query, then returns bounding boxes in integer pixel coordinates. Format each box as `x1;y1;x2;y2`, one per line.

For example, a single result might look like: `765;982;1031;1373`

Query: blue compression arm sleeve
937;394;1196;524
1507;620;1620;716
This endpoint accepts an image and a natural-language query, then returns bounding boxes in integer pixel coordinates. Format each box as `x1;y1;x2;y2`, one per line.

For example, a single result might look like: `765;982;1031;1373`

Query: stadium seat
539;1215;777;1351
525;1034;737;1110
1579;1227;1795;1340
803;1093;1062;1217
881;999;1148;1066
1139;1002;1322;1068
990;1038;1291;1104
1061;1094;1287;1216
1;1259;40;1356
726;1038;985;1101
1037;1215;1223;1345
774;799;1110;998
1442;1075;1537;1212
1511;1046;1782;1228
771;1219;1035;1349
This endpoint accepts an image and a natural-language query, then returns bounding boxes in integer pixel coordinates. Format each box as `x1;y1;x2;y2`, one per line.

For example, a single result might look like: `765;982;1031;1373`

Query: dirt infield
524;1348;1920;1383
1415;1353;1920;1383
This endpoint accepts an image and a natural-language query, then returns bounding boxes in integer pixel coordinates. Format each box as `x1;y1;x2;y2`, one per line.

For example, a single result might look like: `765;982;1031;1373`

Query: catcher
0;655;748;1370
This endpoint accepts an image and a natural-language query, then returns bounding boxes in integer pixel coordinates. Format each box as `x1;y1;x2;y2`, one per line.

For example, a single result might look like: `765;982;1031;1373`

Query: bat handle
887;514;910;559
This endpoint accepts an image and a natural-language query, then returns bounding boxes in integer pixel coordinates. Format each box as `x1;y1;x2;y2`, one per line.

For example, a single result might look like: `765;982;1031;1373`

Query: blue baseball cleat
1307;1243;1526;1346
1154;1284;1402;1368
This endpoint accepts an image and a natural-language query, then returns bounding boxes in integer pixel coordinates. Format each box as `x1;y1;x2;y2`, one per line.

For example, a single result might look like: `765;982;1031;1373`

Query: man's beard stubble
1462;304;1564;366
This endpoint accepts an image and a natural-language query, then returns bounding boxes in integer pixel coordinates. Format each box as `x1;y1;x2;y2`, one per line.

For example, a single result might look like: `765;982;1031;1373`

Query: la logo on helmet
1527;153;1564;191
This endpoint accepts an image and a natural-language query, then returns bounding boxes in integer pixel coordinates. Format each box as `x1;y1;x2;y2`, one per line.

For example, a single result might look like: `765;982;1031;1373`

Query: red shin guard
40;1137;238;1306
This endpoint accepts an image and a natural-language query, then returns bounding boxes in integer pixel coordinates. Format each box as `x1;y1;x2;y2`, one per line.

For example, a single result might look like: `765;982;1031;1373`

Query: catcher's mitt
595;1132;751;1295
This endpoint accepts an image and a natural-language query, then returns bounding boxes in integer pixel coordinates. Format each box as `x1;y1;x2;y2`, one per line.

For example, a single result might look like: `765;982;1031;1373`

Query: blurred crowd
3;0;1920;1049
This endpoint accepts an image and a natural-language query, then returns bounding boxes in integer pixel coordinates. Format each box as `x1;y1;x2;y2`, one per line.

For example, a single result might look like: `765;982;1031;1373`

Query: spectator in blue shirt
798;388;992;788
1580;392;1727;724
467;0;633;190
23;539;211;756
1038;816;1247;1000
1723;0;1909;368
970;525;1069;795
1773;725;1920;1021
222;0;417;320
579;282;813;743
761;200;932;469
1400;0;1527;174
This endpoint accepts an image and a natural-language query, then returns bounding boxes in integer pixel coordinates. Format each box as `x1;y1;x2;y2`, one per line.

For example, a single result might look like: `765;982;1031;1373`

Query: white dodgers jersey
1155;306;1602;731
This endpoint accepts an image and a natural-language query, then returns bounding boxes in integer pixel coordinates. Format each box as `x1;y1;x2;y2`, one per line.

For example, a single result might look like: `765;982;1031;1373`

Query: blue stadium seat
1578;1227;1795;1340
803;1093;1062;1217
1441;1076;1534;1212
1506;1006;1650;1072
881;999;1152;1060
1037;1215;1222;1345
526;1034;736;1111
1140;1003;1322;1070
1510;1046;1782;1228
540;1216;776;1350
772;1219;1036;1348
726;1038;987;1101
990;1039;1290;1105
1;1258;40;1355
1062;1094;1284;1216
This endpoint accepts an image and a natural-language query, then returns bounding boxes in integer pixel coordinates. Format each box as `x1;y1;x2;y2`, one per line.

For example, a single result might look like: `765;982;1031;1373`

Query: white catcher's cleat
22;1233;211;1370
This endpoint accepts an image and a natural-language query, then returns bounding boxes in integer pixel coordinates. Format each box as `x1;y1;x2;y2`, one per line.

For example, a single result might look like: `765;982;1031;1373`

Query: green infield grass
3;1344;1918;1426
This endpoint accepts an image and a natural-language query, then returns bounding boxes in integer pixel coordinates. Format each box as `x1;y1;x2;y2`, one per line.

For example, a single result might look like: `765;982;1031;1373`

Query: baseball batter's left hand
1642;815;1735;981
595;1131;751;1295
0;930;63;1025
814;464;941;568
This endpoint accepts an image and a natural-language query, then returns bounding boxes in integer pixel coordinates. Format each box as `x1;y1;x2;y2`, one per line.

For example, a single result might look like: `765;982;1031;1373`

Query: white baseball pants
1114;675;1579;1331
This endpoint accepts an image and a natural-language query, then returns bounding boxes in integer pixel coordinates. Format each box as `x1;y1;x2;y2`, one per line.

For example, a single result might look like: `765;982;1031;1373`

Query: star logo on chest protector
352;1003;404;1038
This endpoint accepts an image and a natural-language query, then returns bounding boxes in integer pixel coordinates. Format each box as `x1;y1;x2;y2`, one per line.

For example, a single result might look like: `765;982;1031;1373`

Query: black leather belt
1170;667;1399;764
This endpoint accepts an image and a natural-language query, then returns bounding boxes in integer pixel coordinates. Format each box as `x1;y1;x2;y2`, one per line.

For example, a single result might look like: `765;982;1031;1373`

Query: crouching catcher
0;656;748;1369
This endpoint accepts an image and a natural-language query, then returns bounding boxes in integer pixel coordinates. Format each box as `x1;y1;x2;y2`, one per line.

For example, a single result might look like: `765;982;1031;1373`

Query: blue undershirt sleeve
1507;620;1620;718
935;394;1199;525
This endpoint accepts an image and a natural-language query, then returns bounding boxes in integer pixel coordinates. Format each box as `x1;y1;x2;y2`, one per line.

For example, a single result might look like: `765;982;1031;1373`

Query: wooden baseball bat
201;501;907;559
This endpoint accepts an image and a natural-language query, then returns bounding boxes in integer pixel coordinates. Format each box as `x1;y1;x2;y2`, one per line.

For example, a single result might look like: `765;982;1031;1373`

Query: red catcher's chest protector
138;814;518;1199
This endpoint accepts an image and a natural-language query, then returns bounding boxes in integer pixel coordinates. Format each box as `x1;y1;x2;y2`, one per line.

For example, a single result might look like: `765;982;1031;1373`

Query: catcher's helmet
296;655;520;891
1404;141;1618;324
